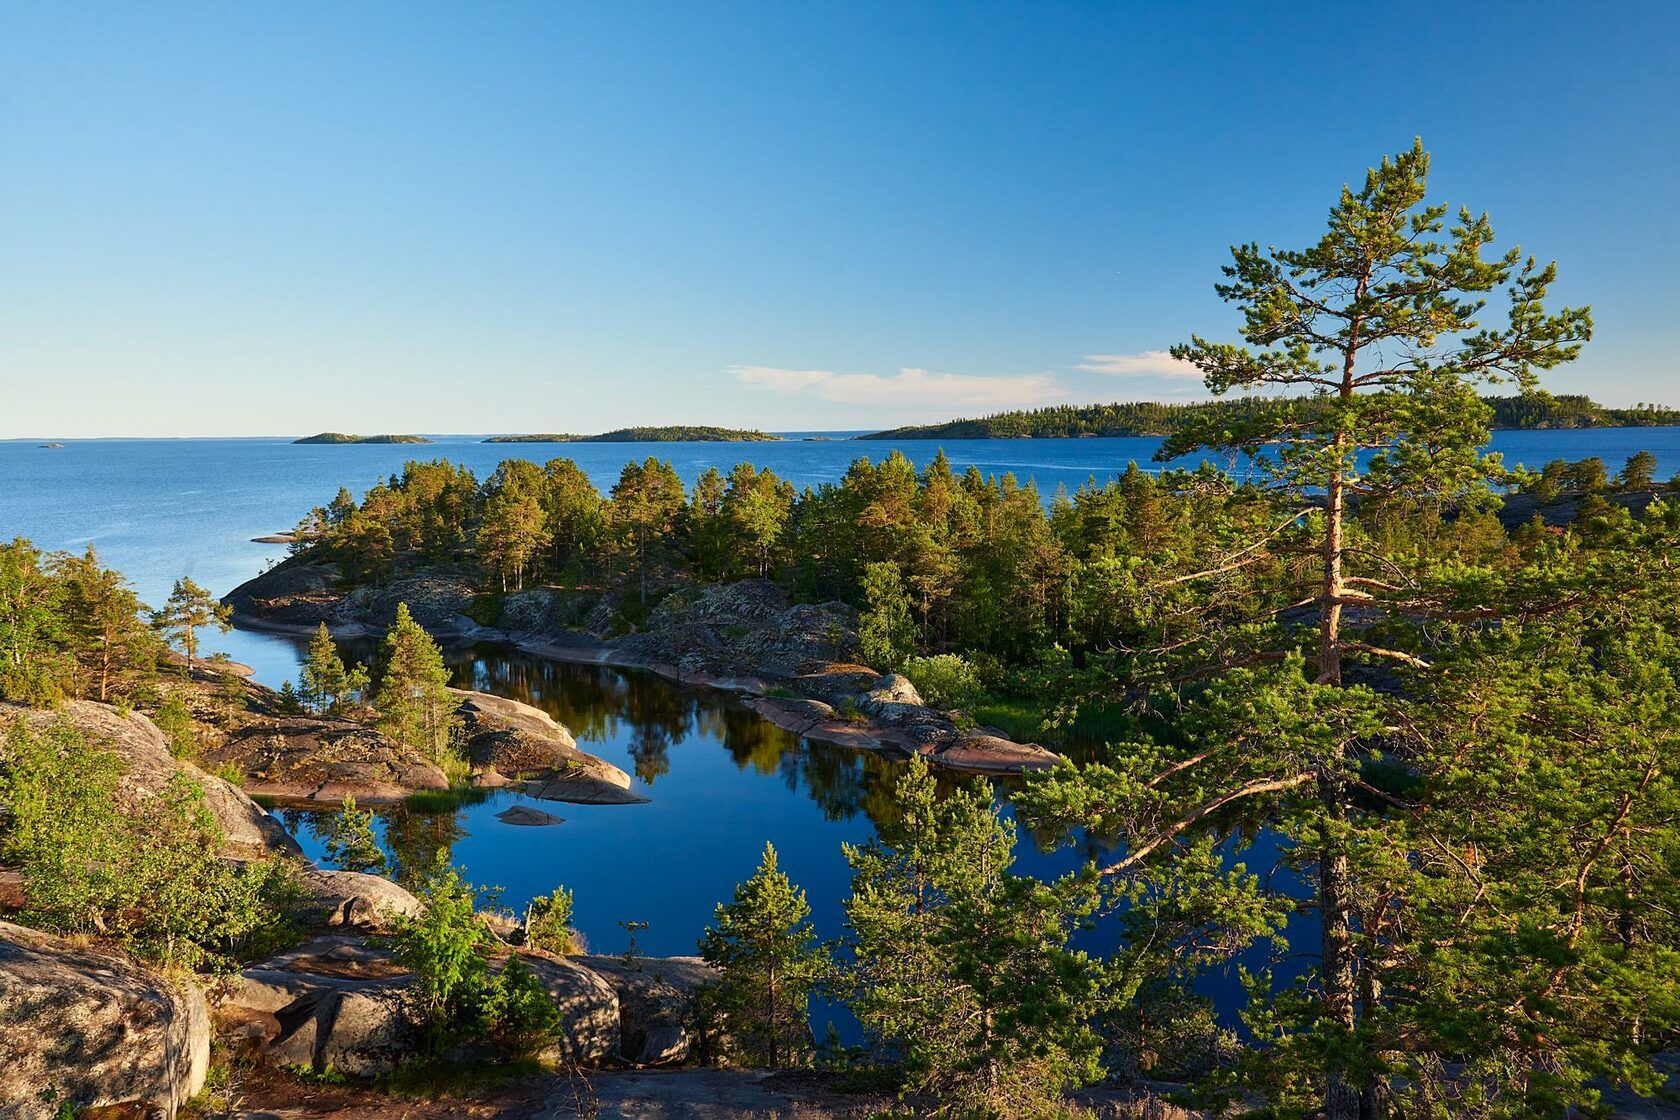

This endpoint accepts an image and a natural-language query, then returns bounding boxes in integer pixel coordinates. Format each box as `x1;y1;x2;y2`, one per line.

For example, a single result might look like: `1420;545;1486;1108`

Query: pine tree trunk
1320;774;1359;1120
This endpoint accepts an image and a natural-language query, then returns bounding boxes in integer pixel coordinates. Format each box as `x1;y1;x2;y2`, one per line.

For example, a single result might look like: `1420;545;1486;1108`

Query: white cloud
730;365;1064;410
1075;350;1203;379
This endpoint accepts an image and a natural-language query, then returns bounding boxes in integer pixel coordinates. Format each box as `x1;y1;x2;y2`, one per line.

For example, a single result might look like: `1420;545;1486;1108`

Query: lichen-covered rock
578;954;718;1066
0;919;209;1120
622;580;860;680
315;984;414;1077
297;869;424;931
454;688;642;804
0;700;301;860
523;952;623;1064
224;557;478;637
203;716;449;803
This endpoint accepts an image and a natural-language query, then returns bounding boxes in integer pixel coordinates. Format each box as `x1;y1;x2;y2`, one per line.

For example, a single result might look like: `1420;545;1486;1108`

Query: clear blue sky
2;1;1675;437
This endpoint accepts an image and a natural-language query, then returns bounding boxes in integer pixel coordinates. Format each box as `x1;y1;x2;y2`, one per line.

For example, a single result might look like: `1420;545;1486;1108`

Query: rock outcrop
0;700;301;859
202;715;451;804
455;689;645;805
224;557;478;638
296;869;424;932
513;583;1064;774
0;920;210;1119
578;954;718;1066
215;934;706;1074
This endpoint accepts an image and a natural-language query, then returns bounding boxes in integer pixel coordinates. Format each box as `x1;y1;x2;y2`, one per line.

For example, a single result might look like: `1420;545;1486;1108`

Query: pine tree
478;459;552;591
322;794;386;874
152;575;231;671
374;603;461;772
844;760;1107;1115
858;562;916;671
54;546;157;702
1022;142;1599;1120
699;842;830;1068
299;622;368;716
0;539;73;703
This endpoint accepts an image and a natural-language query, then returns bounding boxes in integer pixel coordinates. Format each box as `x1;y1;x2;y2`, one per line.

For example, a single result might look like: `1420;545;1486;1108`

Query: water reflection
447;646;931;829
285;643;1118;960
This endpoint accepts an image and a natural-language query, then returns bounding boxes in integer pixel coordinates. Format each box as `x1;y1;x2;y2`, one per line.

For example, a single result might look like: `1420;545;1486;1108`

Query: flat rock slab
922;733;1063;773
497;805;566;826
518;776;651;805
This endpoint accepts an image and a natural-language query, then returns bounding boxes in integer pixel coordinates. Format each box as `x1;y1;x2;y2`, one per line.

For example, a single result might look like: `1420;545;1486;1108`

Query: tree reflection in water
288;643;1086;877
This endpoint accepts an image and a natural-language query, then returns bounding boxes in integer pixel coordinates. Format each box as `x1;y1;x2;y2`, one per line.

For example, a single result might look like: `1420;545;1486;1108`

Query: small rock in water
497;805;566;827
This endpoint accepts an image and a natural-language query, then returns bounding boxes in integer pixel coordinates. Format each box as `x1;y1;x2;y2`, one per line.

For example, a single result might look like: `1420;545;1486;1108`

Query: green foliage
858;562;916;672
0;540;162;705
844;760;1109;1116
321;795;386;874
700;842;831;1068
276;679;303;714
523;886;579;955
1620;449;1660;490
0;718;302;971
392;855;489;1052
374;604;463;774
299;623;369;715
481;956;564;1058
900;653;983;710
152;575;231;670
860;392;1679;441
152;693;199;758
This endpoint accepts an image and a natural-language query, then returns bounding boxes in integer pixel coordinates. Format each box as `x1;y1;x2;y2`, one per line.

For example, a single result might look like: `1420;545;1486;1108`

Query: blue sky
2;1;1676;437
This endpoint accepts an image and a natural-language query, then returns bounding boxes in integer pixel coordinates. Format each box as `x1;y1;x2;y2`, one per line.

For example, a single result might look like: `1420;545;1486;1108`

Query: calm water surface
2;429;1673;963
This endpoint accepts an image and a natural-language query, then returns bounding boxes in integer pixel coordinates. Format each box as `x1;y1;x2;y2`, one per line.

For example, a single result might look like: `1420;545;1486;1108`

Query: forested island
294;432;434;445
861;392;1680;440
5;143;1680;1120
485;425;782;443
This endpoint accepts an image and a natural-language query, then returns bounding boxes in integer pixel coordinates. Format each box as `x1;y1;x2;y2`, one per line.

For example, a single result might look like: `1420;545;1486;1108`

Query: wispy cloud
730;365;1064;409
1075;350;1202;379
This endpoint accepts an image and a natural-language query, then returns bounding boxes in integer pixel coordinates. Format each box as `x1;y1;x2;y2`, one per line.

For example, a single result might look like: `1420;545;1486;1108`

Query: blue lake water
2;428;1676;967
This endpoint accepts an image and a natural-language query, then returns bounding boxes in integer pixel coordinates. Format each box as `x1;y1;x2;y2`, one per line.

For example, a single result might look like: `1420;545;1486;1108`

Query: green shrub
152;694;198;758
392;856;489;1052
482;956;563;1057
0;718;303;972
901;654;983;711
524;886;579;955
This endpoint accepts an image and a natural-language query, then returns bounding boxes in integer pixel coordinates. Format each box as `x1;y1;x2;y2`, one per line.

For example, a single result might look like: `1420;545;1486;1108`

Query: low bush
901;654;984;711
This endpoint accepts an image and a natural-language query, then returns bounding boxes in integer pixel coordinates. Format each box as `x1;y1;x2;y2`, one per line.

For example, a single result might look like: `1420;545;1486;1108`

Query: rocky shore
0;700;708;1118
202;682;641;807
224;558;1064;775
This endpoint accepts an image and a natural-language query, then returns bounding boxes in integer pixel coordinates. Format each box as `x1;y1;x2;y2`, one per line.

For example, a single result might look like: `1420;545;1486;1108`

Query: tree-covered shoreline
859;392;1680;440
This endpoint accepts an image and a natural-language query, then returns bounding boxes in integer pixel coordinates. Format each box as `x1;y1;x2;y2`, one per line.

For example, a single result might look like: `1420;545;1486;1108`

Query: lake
3;428;1676;965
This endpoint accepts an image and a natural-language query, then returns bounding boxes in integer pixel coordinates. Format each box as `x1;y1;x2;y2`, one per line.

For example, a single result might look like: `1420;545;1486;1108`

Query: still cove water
2;429;1676;967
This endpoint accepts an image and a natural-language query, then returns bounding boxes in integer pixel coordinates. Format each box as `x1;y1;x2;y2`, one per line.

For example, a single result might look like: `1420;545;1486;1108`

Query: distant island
293;432;434;445
485;425;782;443
859;394;1680;440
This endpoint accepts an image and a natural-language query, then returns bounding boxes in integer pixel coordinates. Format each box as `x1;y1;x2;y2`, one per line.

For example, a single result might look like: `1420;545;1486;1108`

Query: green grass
402;785;493;813
375;1056;547;1098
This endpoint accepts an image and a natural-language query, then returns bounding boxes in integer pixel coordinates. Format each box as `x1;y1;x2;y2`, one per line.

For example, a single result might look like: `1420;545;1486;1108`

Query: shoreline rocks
224;562;1062;775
